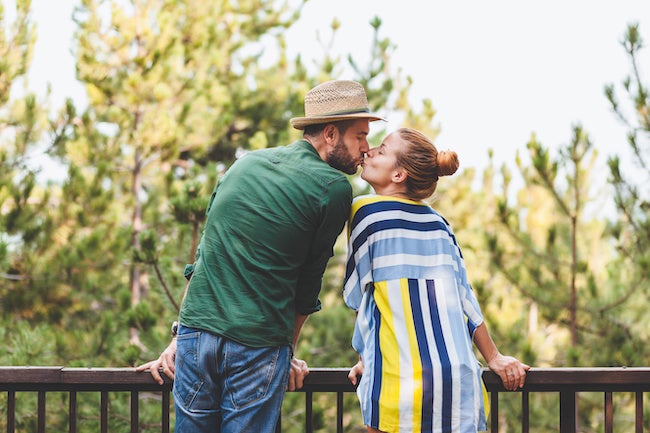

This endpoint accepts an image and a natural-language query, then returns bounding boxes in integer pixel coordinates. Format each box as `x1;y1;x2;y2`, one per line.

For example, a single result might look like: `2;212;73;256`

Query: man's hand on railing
135;338;177;385
287;357;309;391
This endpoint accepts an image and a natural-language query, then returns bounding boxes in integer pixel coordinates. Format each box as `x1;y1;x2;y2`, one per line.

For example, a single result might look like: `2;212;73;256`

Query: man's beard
327;139;358;175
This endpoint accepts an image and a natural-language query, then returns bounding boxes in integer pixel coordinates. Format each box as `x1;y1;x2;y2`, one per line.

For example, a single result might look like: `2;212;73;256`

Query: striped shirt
344;195;487;433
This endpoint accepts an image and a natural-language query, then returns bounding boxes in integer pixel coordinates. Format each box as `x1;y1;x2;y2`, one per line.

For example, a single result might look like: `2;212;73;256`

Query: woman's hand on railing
135;338;177;385
487;353;530;391
347;359;364;386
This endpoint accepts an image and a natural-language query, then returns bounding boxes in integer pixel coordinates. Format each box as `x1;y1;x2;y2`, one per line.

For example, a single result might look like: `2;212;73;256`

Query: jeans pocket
173;330;217;413
225;343;290;409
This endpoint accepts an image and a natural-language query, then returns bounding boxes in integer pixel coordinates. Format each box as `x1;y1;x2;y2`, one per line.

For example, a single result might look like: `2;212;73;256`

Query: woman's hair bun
437;150;459;177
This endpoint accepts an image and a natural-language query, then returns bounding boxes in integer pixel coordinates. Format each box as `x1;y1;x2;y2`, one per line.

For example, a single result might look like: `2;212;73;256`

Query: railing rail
1;367;650;432
482;367;650;433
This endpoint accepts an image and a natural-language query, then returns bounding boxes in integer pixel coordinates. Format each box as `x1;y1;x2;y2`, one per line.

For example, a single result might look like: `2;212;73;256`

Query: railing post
305;390;313;433
336;392;344;433
38;391;46;433
559;391;576;433
162;389;170;433
604;391;613;433
7;390;15;433
69;391;77;433
101;391;108;433
490;391;499;431
522;391;529;433
636;391;644;433
130;391;139;433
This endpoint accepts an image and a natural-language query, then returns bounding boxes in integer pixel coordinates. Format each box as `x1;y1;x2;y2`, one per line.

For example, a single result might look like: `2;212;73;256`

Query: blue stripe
372;264;456;283
426;279;453;433
345;219;451;282
358;219;450;250
372;236;454;257
371;294;382;428
408;279;433;432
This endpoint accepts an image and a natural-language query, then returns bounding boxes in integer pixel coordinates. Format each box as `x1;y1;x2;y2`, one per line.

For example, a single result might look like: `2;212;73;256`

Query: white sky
18;0;650;175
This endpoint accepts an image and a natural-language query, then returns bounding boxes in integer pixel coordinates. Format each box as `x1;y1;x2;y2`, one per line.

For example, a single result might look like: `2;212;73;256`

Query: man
137;80;384;433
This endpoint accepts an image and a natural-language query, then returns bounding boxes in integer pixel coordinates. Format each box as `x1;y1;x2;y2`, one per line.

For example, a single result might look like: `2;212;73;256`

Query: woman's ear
392;168;408;184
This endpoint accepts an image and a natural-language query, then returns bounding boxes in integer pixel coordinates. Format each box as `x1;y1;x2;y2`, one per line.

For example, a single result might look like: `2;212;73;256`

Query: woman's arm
473;322;530;391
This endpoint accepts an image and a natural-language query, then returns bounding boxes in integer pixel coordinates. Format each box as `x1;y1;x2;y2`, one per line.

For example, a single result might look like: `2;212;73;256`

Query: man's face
326;119;371;175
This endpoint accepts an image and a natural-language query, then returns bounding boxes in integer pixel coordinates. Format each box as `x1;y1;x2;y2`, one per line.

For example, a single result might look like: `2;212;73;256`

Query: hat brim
290;112;386;130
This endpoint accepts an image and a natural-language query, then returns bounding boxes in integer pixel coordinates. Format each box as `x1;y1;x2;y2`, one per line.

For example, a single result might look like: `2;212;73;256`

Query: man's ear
323;124;338;144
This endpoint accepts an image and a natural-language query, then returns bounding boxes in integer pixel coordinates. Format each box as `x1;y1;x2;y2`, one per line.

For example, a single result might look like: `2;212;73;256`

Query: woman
344;128;529;433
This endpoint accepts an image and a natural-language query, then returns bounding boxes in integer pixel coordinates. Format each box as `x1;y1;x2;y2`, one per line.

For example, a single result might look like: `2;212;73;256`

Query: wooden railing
1;366;650;432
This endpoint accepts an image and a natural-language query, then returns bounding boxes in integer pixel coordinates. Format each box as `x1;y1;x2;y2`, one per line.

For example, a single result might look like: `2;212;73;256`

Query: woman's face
361;131;404;190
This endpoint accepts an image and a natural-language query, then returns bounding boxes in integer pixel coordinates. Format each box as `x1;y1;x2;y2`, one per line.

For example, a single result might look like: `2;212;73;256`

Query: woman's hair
394;127;459;200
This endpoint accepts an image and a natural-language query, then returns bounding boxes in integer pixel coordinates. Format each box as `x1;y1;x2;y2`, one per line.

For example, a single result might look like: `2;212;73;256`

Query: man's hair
303;119;357;138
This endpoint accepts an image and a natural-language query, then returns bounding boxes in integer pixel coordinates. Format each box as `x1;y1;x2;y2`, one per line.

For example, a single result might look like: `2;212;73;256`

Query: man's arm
135;279;192;384
286;313;310;391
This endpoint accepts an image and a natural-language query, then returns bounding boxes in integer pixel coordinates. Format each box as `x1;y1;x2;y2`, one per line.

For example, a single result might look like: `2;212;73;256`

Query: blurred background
2;0;650;431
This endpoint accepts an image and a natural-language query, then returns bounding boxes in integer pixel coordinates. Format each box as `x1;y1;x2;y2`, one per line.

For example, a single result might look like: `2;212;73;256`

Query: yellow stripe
374;282;400;431
399;279;422;433
482;378;490;420
351;195;422;216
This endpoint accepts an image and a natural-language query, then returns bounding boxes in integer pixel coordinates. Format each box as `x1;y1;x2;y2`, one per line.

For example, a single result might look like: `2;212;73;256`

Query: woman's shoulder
350;194;399;218
351;194;384;208
351;193;427;207
350;195;439;228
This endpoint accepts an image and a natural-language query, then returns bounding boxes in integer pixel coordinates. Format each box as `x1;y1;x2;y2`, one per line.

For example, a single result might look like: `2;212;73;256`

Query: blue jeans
173;325;292;433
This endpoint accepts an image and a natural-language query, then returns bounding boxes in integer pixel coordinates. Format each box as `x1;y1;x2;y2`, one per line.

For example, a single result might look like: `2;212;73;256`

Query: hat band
316;108;370;117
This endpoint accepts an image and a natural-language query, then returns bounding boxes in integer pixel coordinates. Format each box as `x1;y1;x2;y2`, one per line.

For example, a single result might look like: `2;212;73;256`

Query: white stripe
356;291;372;350
379;227;452;243
462;297;483;327
342;271;359;304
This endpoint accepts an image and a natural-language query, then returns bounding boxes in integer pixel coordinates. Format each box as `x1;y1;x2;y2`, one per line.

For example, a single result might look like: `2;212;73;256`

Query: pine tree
0;0;53;330
487;126;618;365
604;23;650;366
69;0;316;349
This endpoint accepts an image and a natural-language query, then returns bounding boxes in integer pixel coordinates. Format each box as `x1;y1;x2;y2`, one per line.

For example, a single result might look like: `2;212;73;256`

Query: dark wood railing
1;367;650;432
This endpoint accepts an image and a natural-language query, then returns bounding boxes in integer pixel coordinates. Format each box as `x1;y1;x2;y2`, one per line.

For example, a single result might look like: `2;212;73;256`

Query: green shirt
179;140;352;347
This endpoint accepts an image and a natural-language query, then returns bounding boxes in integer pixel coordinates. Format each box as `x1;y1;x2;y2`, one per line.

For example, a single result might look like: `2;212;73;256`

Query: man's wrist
171;321;179;337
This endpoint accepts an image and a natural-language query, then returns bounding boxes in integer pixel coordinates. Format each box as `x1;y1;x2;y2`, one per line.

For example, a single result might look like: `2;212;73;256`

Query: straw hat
290;80;385;130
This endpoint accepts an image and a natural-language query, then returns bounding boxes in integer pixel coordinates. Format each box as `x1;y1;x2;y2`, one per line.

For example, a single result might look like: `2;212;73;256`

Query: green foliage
0;322;56;365
127;301;157;331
